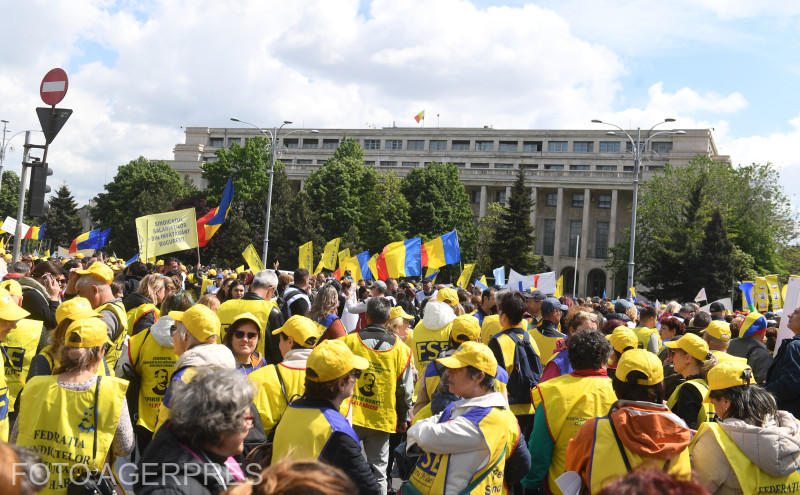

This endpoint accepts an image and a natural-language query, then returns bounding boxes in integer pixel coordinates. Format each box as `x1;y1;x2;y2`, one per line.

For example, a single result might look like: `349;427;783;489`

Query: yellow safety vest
490;329;540;416
417;361;510;424
666;378;716;426
126;303;159;333
711;350;747;364
36;346;112;378
153;366;201;433
96;301;129;370
530;327;562;365
127;329;178;432
272;401;360;463
216;298;279;356
343;332;412;432
0;352;7;441
692;422;800;494
587;415;691;494
533;373;617;495
406;320;451;394
409;403;509;494
2;319;43;412
16;375;127;495
632;326;660;351
249;363;307;433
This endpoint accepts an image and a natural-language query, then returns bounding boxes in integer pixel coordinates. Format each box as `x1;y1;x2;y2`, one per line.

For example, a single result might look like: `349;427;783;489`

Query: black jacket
241;291;285;364
728;336;773;383
20;277;59;331
765;334;800;417
123;276;143;299
123;291;156;336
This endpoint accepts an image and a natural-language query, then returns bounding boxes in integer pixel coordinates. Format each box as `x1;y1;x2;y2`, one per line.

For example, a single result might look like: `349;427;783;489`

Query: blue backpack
496;330;543;405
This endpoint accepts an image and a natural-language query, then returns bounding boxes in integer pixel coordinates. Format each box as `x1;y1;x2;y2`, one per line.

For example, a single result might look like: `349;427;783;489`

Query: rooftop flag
414;110;424;123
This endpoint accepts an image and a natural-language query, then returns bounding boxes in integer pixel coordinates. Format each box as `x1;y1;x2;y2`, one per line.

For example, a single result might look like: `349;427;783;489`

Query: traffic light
27;164;53;217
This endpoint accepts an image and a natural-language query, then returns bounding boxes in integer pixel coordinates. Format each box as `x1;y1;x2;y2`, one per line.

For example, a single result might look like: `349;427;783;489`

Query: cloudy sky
2;0;800;212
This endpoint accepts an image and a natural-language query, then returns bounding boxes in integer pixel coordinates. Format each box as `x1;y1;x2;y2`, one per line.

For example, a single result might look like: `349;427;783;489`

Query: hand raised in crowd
42;272;61;301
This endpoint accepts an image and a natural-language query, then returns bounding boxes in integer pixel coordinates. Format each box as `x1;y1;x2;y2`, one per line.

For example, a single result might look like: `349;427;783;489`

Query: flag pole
196;246;201;267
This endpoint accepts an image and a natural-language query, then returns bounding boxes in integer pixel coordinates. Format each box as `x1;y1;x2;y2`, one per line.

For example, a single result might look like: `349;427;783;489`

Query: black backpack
499;330;543;404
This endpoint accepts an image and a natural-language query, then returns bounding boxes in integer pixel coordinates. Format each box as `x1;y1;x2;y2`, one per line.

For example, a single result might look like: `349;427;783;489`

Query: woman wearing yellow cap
386;305;415;342
664;333;717;429
691;361;800;493
223;313;268;375
272;339;380;495
14;318;132;493
405;342;527;495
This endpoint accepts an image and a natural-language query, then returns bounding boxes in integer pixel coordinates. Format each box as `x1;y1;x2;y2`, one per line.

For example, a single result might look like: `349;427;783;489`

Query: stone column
553;188;564;274
479;185;488;218
505;185;512;205
530;186;537;231
578;188;591;296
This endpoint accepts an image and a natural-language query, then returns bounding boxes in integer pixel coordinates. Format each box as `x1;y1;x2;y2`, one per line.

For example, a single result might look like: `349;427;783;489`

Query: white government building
168;126;729;297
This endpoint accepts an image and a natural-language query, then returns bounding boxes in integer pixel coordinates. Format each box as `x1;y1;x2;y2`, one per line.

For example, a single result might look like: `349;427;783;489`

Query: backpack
499;330;542;404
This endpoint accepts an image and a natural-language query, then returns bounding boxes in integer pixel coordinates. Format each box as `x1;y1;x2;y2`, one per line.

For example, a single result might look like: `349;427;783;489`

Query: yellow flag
554;275;564;298
456;263;475;289
235;265;245;274
321;238;341;271
629;287;636;299
337;249;350;271
0;237;4;251
135;208;198;259
755;276;770;312
313;259;325;276
43;249;50;259
766;274;782;311
241;244;265;273
479;275;487;288
298;241;313;272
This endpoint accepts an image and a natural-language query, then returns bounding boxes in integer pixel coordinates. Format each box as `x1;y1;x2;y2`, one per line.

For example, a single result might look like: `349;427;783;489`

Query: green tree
0;171;20;221
475;202;506;282
361;171;410;255
92;157;188;256
487;168;540;274
270;191;326;270
305;137;378;252
697;209;734;301
401;162;478;277
43;184;82;248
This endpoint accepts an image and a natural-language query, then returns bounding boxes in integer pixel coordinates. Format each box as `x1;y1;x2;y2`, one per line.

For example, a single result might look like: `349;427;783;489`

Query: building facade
169;126;729;297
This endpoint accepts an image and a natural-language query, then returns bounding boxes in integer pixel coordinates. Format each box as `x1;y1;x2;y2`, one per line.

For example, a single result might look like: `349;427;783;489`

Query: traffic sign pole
12;131;31;264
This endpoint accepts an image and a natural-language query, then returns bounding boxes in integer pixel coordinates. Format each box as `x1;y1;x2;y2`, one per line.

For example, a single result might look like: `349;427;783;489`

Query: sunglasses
234;330;259;340
352;369;363;378
56;278;67;285
170;325;178;337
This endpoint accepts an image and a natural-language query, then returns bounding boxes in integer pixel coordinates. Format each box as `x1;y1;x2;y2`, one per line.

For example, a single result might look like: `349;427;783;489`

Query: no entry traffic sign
40;68;69;106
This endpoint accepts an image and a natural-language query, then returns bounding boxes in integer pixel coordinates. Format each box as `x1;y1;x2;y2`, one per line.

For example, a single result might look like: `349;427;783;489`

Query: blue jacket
765;334;800;417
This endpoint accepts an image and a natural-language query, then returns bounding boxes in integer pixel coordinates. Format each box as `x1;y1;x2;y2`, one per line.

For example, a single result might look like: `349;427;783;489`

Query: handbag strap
458;442;508;495
275;365;288;402
607;415;632;472
92;376;101;470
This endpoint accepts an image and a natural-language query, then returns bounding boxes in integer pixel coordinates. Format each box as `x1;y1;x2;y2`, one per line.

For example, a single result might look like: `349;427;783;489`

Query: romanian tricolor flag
425;267;439;284
414;110;424;123
422;230;460;268
346;251;373;282
376;237;422;280
197;177;234;247
367;253;379;282
69;228;111;253
23;224;45;240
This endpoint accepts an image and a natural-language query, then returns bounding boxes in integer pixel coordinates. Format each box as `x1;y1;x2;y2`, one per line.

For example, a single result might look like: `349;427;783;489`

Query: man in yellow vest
524;289;546;328
530;297;566;365
632;305;660;353
342;297;413;494
703;320;747;364
0;287;30;441
67;262;129;370
405;300;455;392
217;269;284;364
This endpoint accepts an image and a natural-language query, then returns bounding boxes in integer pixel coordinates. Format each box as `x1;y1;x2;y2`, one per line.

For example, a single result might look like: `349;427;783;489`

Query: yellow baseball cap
170;304;220;342
271;315;319;348
451;314;481;344
306;339;369;382
0;288;29;321
704;320;732;342
616;349;664;386
437;341;497;377
76;262;115;284
156;259;165;266
606;326;638;354
664;333;710;361
389;306;414;321
0;280;22;297
704;361;755;403
56;297;102;324
64;318;110;348
75;253;85;259
208;269;217;277
437;287;459;306
229;312;264;335
108;257;117;263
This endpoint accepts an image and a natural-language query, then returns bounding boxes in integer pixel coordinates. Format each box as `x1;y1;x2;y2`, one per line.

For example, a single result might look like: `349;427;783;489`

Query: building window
322;139;339;149
548;141;568;152
452;140;470;151
495;191;506;204
543;219;556;256
380;161;397;166
364;139;380;150
596;165;617;171
573;141;593;152
544;164;564;170
652;141;673;154
499;141;518;152
386;139;402;150
523;141;542;152
545;193;558;207
316;160;327;164
521;163;539;170
471;163;489;169
227;138;240;147
402;161;419;167
623;166;634;172
209;137;224;147
568;220;582;257
284;138;299;149
471;190;482;204
281;159;292;164
599;141;620;153
495;163;513;169
302;139;318;149
572;193;584;208
430;140;447;151
453;162;466;168
625;142;643;153
595;222;609;258
570;165;590;171
476;141;494;151
407;140;424;150
364;161;375;166
598;194;612;208
296;159;313;164
649;165;665;171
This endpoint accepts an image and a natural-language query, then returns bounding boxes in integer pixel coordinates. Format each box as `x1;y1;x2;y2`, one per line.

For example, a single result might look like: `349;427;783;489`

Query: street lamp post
591;118;685;300
230;118;318;266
